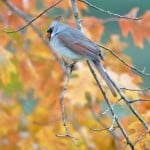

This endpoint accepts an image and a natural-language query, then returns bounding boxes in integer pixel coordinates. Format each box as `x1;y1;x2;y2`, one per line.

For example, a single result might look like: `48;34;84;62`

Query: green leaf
4;73;23;96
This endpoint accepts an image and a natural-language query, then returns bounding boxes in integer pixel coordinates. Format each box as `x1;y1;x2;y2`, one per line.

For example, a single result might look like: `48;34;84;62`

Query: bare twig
78;0;141;20
109;115;117;131
98;44;150;76
3;0;45;39
3;0;64;67
87;96;118;138
4;0;63;33
71;0;83;31
128;99;150;103
133;130;150;146
101;17;119;24
121;87;150;92
91;126;118;132
105;72;150;130
56;65;77;141
92;115;118;132
87;62;134;149
101;98;122;115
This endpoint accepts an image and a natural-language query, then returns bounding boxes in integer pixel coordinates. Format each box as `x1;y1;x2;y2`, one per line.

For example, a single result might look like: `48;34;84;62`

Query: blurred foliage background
0;0;150;150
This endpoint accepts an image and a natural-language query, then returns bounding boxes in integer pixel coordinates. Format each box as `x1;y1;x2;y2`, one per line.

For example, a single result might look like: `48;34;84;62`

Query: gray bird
45;18;117;97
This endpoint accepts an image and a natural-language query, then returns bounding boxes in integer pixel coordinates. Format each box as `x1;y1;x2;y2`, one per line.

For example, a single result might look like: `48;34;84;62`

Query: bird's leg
68;61;77;71
62;57;77;75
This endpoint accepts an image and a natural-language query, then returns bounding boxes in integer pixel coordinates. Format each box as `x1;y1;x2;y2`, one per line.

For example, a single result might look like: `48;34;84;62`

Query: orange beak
45;32;51;39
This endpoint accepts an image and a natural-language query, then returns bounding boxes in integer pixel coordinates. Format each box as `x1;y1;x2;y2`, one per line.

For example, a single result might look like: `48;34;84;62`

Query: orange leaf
83;17;104;42
119;9;150;48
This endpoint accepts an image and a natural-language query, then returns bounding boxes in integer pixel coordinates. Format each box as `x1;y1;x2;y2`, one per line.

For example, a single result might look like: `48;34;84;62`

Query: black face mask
47;27;54;34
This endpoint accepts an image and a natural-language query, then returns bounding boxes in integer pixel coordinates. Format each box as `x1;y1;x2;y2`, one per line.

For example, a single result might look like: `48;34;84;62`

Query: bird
45;17;117;97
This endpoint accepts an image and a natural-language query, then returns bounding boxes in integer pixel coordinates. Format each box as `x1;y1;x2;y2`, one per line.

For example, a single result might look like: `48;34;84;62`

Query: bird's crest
54;16;62;22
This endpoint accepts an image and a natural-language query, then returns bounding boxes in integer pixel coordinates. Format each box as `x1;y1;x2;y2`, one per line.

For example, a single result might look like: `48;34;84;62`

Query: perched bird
45;17;117;97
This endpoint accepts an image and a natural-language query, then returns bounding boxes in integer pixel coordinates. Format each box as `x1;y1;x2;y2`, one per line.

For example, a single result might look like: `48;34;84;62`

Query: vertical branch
71;0;83;31
70;0;134;149
60;67;72;135
56;66;78;142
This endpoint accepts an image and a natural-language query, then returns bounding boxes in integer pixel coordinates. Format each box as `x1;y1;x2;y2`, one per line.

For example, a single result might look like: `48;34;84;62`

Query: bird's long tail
93;61;117;97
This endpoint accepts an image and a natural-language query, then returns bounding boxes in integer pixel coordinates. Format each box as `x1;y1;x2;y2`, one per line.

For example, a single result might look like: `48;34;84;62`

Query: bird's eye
47;27;53;34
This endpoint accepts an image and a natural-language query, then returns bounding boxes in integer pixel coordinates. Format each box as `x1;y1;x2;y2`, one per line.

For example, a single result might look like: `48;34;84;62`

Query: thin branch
105;72;150;130
71;0;83;31
109;115;117;131
91;126;118;132
101;17;119;24
128;99;150;103
101;98;122;115
3;0;64;67
98;44;150;76
87;97;118;138
133;130;150;146
120;87;150;92
4;0;63;33
3;0;45;39
78;0;141;20
87;62;134;150
56;65;77;141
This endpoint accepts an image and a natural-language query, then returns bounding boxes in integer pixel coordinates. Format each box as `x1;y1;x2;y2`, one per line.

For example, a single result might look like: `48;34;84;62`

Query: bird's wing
57;27;103;61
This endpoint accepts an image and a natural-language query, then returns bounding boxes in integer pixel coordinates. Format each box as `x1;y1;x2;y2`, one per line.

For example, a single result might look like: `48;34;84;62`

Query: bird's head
45;16;62;40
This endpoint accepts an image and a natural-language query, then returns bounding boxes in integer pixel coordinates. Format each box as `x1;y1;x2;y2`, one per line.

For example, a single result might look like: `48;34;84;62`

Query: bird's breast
50;36;86;61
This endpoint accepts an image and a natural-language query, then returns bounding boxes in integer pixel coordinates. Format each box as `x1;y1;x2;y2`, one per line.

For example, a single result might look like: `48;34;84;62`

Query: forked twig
87;61;134;149
4;0;63;33
105;72;149;130
101;98;122;115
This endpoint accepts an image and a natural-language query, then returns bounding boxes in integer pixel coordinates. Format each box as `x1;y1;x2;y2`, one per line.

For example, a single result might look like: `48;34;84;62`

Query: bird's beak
45;32;51;39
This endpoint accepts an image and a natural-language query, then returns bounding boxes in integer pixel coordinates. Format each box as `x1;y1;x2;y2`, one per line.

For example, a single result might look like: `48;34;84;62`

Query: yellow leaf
0;47;16;85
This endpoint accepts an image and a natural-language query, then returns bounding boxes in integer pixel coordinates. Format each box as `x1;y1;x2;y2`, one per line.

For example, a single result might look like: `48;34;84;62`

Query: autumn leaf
0;48;16;85
0;0;149;149
83;17;104;42
119;8;150;48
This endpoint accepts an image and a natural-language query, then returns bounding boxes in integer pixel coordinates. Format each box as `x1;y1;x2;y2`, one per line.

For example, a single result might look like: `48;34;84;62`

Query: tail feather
93;61;117;97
